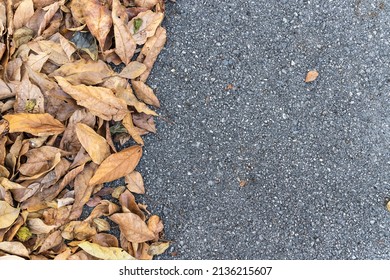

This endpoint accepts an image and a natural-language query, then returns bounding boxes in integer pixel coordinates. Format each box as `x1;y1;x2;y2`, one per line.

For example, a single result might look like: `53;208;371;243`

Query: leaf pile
0;0;169;260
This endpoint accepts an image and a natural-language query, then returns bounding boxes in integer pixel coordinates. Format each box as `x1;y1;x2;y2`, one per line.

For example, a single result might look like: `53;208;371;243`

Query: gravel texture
135;0;390;259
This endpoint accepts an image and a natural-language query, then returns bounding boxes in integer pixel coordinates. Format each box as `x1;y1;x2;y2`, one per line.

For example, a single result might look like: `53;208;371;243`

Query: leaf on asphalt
132;80;160;107
119;190;145;220
93;218;111;232
129;10;164;45
76;123;110;164
110;212;155;243
89;145;142;186
125;171;145;194
147;215;163;241
116;87;158;116
81;0;112;51
147;242;170;256
0;241;29;258
56;76;128;121
119;61;147;80
305;70;319;83
3;113;65;136
112;0;136;65
0;201;20;229
78;241;135;260
137;27;166;82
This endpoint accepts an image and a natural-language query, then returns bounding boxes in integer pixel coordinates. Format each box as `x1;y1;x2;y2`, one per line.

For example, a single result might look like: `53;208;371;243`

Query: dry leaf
14;73;45;113
147;215;163;241
76;123;110;164
129;10;163;45
27;218;57;234
116;87;158;116
14;0;35;30
78;241;135;260
148;242;170;256
112;0;136;64
0;241;29;258
0;201;20;229
119;61;147;80
93;218;111;232
91;233;118;248
56;76;128;121
37;230;62;254
110;212;155;243
3;113;65;136
132;80;160;107
122;112;144;145
89;145;142;186
134;0;158;9
305;70;319;83
125;171;145;194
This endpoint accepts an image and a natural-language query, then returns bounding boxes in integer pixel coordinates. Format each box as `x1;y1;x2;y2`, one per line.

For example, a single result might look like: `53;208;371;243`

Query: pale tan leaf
132;80;160;107
0;79;14;100
59;34;77;61
37;1;62;36
119;61;146;80
125;171;145;194
82;0;112;50
37;40;70;66
56;76;128;121
109;212;155;243
119;190;145;220
137;27;166;82
76;123;110;164
93;218;110;232
3;113;65;136
27;218;57;234
0;241;29;258
50;59;114;85
147;215;163;241
133;112;156;133
14;73;45;113
111;186;126;199
112;0;136;64
26;52;50;72
38;230;62;254
91;233;118;248
305;70;319;83
129;11;164;45
78;241;135;260
0;201;20;229
62;221;97;241
89;145;142;186
148;242;170;256
122;112;144;145
134;0;158;9
0;255;25;260
14;0;34;30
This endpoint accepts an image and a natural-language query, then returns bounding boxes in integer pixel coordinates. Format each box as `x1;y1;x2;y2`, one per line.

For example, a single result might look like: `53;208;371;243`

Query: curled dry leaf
78;241;135;260
122;112;144;145
89;145;142;186
132;80;160;108
305;70;319;83
27;218;57;234
129;10;164;45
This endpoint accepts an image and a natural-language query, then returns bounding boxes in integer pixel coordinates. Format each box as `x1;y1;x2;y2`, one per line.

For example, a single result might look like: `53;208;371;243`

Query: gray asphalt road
137;0;390;259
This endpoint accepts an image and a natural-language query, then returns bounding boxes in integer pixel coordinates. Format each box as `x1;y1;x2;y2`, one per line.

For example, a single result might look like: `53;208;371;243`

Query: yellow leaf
110;212;155;243
305;70;319;83
89;145;142;186
76;123;110;164
3;113;65;136
78;241;135;260
0;241;29;258
0;201;20;229
56;76;128;121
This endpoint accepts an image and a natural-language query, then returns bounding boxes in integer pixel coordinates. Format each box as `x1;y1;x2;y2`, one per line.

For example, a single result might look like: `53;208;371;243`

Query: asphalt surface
135;0;390;259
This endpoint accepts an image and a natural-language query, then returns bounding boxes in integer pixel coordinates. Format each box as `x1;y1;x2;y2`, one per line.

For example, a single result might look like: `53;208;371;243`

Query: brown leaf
13;0;35;30
147;215;163;241
93;218;110;232
26;52;50;72
0;79;14;100
129;11;164;45
3;113;65;136
14;73;45;113
119;190;145;220
36;1;62;37
119;61;147;80
134;0;159;9
78;241;135;260
109;212;155;243
89;145;142;186
27;218;57;234
36;40;70;66
37;230;62;254
112;0;136;64
122;112;144;145
62;221;97;241
0;201;20;229
133;112;156;133
0;241;29;258
305;70;319;83
125;171;145;194
85;200;120;221
81;0;112;51
50;59;114;86
91;233;118;248
76;123;110;164
132;80;160;107
56;76;128;121
137;27;166;82
116;87;157;116
148;242;170;256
